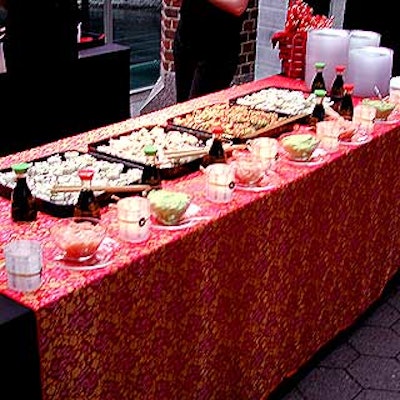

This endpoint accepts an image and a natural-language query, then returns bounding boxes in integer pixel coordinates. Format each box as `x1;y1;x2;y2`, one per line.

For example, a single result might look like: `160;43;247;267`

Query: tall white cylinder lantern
347;46;393;97
349;30;381;51
305;29;350;91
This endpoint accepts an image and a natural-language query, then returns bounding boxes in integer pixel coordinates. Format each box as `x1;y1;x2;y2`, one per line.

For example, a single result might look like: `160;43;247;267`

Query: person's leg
189;54;238;99
173;35;197;103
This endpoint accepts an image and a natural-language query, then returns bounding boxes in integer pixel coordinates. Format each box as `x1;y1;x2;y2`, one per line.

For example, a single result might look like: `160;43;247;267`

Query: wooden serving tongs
163;143;247;160
51;184;153;194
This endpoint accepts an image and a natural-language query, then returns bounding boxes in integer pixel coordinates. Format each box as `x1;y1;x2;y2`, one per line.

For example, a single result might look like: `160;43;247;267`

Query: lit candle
347;46;393;97
205;164;235;204
305;28;350;91
349;30;381;51
117;197;150;243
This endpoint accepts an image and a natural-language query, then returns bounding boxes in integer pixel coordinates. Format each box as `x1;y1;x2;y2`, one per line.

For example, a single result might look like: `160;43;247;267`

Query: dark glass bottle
311;62;327;93
201;125;227;168
309;89;326;126
339;83;354;121
330;65;346;112
11;162;37;222
140;144;162;189
74;168;101;219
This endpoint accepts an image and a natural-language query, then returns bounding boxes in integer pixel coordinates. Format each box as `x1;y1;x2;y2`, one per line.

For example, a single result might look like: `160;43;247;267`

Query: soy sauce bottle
339;83;355;121
74;168;101;219
309;89;326;126
330;65;346;112
201;125;226;168
140;144;162;189
11;162;37;222
311;62;327;93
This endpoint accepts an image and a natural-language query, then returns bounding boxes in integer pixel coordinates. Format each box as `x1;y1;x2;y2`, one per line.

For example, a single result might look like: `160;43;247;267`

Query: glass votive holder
117;196;150;243
316;120;340;152
4;239;43;292
205;163;235;204
247;137;279;170
389;76;400;104
353;104;376;123
353;104;376;134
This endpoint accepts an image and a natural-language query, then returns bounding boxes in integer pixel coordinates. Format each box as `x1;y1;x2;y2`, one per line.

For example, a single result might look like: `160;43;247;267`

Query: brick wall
161;0;258;84
256;0;289;79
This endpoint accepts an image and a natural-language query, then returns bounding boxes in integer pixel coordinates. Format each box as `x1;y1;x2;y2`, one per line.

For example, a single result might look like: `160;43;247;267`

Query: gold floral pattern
0;76;400;400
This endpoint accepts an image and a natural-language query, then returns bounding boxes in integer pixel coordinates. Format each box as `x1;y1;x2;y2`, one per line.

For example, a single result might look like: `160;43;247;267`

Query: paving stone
362;303;400;328
392;320;400;337
280;387;305;400
354;389;400;399
347;355;400;391
349;326;400;357
389;290;400;312
319;343;360;368
297;367;361;400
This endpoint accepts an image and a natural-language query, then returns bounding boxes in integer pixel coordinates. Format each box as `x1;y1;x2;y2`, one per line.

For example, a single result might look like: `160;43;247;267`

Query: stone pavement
270;270;400;400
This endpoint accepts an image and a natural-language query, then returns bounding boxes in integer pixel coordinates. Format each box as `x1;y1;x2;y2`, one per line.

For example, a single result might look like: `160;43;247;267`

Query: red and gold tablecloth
1;76;400;400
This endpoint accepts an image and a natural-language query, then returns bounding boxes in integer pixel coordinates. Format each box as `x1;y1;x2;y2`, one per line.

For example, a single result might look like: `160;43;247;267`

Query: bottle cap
211;125;224;135
335;65;346;73
144;144;158;156
11;162;31;174
315;62;326;69
314;89;327;97
78;168;95;181
343;83;354;92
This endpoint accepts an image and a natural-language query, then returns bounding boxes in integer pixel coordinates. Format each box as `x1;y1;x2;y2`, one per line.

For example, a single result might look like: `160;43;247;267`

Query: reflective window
80;3;161;92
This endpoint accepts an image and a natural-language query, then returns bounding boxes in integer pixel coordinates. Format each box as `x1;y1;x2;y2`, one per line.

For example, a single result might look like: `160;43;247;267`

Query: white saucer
339;133;372;146
151;216;212;231
235;173;277;192
281;148;327;167
54;237;119;270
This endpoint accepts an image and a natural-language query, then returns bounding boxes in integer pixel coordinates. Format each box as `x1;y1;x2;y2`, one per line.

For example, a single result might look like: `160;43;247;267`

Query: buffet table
0;75;400;400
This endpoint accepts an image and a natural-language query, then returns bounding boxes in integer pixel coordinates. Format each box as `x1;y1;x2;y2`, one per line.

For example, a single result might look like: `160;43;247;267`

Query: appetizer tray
88;125;211;180
0;151;143;218
168;88;315;143
232;87;318;115
167;98;310;143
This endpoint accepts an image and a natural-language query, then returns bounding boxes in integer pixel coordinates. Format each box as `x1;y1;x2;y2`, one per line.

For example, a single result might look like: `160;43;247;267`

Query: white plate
54;237;119;270
339;133;372;146
375;116;400;124
281;147;327;167
151;216;212;231
235;173;277;192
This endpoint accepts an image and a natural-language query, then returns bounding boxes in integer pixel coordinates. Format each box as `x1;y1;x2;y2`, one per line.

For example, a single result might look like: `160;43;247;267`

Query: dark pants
173;30;239;103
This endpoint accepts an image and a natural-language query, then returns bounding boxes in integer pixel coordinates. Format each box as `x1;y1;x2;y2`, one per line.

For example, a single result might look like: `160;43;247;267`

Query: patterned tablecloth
1;76;400;400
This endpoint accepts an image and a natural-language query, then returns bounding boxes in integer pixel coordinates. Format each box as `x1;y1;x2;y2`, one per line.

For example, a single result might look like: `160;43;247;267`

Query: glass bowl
147;189;191;226
50;217;107;262
280;133;320;161
361;99;396;120
231;150;265;186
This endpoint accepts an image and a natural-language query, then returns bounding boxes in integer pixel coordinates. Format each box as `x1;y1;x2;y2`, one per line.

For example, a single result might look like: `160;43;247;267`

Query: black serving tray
88;125;211;180
0;151;143;218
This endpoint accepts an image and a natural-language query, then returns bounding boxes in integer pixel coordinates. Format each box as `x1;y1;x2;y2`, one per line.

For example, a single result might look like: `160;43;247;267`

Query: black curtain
2;0;79;154
304;0;330;16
